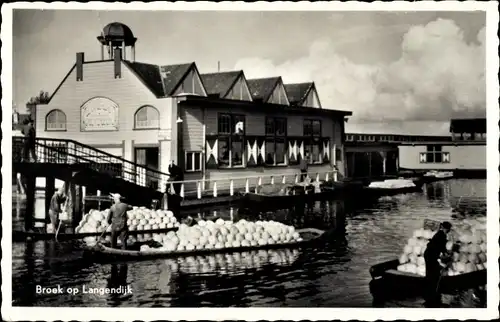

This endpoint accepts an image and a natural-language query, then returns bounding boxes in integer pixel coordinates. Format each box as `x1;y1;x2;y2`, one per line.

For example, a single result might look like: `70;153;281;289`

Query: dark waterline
12;179;486;307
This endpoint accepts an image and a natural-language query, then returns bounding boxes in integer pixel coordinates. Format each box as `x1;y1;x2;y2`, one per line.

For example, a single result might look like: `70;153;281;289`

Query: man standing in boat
48;187;67;233
106;193;133;250
423;221;452;307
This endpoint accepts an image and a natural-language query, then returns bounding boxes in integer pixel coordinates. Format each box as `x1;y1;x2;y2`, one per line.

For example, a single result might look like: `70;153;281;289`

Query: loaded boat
83;228;325;263
421;171;454;184
369;218;487;301
369;259;486;300
362;178;424;198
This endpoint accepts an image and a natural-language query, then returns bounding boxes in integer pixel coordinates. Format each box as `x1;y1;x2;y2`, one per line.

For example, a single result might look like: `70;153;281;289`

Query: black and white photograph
2;1;499;321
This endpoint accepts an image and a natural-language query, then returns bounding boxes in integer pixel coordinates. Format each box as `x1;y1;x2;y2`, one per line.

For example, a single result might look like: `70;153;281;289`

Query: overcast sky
13;10;486;135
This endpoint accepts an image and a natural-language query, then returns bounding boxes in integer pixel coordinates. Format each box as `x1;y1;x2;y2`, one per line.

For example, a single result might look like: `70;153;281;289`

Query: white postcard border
1;1;499;321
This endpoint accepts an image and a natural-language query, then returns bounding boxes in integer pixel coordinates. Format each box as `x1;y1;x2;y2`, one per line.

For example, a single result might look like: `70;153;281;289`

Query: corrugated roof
123;61;165;97
247;77;280;101
284;82;313;106
450;118;487;134
201;71;241;97
160;63;194;95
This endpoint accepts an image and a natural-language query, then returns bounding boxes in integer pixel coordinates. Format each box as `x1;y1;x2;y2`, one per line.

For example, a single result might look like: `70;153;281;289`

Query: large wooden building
343;133;452;178
398;118;486;175
33;22;351;191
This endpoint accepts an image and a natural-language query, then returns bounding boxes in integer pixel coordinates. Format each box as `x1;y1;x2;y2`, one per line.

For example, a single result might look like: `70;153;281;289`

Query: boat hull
362;184;423;198
12;227;178;242
83;228;324;263
369;259;486;300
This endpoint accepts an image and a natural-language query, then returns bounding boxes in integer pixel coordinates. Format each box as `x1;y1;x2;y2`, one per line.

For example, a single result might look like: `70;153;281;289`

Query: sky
13;10;486;135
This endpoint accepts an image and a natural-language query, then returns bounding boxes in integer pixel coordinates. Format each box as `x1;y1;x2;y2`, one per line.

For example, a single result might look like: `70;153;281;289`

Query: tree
27;90;50;105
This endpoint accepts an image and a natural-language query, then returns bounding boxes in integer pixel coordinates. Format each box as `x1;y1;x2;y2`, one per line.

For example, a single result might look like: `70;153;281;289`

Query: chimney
114;48;122;78
76;52;84;81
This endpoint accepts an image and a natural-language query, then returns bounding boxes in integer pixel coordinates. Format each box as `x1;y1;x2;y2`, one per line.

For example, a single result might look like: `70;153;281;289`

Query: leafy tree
27;90;50;105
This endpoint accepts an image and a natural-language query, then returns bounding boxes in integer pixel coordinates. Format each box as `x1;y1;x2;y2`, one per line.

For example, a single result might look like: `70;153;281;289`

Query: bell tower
97;22;137;61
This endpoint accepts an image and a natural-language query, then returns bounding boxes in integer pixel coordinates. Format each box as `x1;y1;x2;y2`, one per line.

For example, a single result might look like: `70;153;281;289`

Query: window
335;148;343;162
46;109;67;131
217;113;245;168
173;69;206;96
420;145;450;163
303;119;322;164
134;106;159;129
185;151;202;172
265;117;287;165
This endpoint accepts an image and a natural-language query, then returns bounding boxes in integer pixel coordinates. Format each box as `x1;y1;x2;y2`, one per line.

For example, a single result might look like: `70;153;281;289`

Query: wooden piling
65;172;83;229
24;174;36;232
45;176;55;227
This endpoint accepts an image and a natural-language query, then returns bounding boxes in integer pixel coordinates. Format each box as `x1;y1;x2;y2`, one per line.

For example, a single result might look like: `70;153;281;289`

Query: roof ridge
202;70;242;76
247;76;281;81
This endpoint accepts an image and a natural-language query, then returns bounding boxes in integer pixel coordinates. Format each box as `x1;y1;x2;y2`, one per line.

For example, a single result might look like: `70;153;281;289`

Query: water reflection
11;179;487;307
106;264;130;306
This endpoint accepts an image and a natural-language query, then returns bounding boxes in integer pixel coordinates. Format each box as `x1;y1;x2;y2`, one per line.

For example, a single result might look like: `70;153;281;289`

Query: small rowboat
242;184;316;208
83;228;325;262
423;171;454;182
369;259;486;299
12;227;178;242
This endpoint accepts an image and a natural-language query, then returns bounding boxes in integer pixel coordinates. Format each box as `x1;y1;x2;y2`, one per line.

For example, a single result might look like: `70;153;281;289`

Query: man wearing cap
48;187;67;233
106;193;133;249
423;221;452;307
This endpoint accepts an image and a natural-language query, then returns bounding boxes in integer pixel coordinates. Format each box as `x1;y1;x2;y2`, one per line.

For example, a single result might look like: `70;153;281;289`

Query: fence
165;170;338;199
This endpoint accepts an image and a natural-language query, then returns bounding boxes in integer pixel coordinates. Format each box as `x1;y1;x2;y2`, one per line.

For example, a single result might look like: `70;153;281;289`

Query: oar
55;199;69;243
435;259;452;293
97;225;109;244
55;220;63;243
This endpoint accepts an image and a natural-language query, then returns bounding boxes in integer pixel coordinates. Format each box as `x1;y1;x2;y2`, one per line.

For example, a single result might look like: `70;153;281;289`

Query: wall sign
81;97;119;131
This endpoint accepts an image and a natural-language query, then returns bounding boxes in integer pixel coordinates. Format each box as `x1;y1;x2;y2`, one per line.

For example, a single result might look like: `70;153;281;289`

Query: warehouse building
33;22;351;191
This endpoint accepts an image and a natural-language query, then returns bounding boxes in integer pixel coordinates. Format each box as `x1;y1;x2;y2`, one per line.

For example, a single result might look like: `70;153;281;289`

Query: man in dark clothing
168;160;184;195
48;187;67;233
299;152;310;182
22;119;37;162
423;221;452;307
106;193;133;249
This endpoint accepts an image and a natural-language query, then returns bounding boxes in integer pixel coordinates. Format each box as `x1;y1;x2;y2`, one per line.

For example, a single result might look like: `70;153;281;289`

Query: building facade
343;133;452;178
398;118;487;173
33;23;351;191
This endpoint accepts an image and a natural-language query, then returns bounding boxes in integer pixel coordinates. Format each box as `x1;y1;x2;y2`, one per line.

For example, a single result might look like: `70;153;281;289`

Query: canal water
11;179;487;307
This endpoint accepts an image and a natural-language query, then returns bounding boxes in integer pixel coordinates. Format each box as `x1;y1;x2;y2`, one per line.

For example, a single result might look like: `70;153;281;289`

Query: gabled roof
284;82;314;106
123;61;164;97
160;63;195;96
247;77;281;101
449;118;487;134
201;71;242;97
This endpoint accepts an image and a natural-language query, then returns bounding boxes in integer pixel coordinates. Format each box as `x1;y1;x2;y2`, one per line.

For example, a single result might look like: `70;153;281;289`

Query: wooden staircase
13;137;168;207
